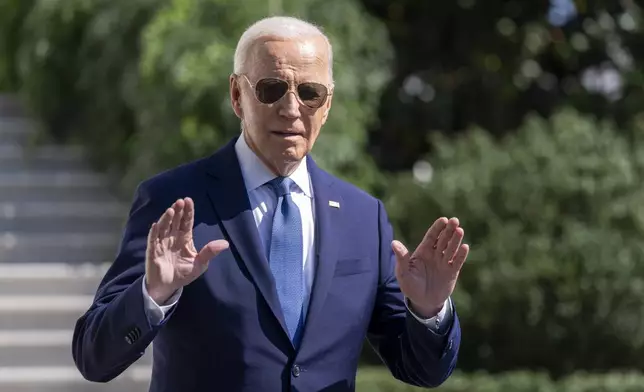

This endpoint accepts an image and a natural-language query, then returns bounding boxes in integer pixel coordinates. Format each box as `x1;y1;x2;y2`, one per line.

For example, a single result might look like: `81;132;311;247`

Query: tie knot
267;176;295;197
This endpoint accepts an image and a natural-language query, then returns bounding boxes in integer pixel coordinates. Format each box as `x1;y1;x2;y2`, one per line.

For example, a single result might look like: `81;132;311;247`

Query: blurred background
1;0;644;390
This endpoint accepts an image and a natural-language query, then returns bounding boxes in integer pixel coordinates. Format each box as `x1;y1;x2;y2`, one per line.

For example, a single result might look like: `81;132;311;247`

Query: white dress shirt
142;134;451;332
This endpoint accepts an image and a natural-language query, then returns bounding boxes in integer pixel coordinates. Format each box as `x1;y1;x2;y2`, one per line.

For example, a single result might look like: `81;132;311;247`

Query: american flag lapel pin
328;200;340;208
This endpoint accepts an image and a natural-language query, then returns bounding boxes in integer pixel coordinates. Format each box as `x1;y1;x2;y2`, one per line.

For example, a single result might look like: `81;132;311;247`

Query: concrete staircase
0;97;151;391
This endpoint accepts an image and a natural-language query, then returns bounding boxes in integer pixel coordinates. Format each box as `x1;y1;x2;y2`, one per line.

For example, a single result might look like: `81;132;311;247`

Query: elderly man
72;16;469;392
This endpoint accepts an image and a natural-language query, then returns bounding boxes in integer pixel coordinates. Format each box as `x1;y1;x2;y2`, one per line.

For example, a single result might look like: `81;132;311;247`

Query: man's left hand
392;217;469;318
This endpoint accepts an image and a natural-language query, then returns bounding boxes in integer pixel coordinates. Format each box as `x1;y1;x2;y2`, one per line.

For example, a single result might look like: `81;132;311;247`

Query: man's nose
278;91;301;119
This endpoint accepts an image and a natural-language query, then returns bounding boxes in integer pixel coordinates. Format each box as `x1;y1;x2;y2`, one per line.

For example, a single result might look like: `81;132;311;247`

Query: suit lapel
204;139;290;342
299;157;343;345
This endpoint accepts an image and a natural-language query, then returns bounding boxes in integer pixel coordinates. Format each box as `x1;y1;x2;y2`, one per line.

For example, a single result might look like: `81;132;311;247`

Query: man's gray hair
233;16;334;81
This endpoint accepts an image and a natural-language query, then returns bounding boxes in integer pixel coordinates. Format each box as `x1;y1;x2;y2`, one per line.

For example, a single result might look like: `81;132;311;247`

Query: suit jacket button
291;365;301;377
125;327;140;345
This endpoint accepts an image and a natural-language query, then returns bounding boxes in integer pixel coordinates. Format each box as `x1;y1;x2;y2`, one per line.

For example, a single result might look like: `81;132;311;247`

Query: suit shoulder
136;155;211;196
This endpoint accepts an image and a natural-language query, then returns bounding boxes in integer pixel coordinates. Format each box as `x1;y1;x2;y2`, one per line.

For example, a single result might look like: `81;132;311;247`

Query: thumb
195;239;230;266
392;240;410;279
392;240;410;264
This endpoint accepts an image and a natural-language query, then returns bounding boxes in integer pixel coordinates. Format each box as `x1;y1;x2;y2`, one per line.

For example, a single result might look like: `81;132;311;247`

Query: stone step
0;232;119;248
0;279;104;296
0;233;120;264
0;331;153;367
0;250;117;264
0;366;150;392
0;381;150;392
0;219;125;234
0;311;86;330
0;201;127;218
0;144;88;172
0;201;127;233
0;119;37;145
0;220;124;235
0;144;86;160
0;263;109;295
0;171;109;187
0;294;99;332
0;171;119;203
0;94;28;117
0;264;125;330
0;187;120;203
0;160;90;172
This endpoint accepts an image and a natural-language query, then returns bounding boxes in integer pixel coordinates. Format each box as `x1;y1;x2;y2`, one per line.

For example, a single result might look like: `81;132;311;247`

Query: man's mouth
271;131;302;137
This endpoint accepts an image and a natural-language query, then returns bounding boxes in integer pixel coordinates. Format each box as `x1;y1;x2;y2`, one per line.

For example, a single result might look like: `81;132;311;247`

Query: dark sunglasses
239;74;331;109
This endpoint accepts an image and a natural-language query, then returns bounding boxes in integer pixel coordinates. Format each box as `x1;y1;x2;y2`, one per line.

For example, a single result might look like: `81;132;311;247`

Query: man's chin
282;145;308;161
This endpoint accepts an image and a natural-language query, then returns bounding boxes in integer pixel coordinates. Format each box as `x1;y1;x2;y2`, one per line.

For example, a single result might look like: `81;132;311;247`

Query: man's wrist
145;279;179;305
408;300;443;319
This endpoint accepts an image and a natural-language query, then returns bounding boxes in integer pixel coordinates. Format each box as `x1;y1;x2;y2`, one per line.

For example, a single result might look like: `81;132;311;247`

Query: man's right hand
145;197;229;304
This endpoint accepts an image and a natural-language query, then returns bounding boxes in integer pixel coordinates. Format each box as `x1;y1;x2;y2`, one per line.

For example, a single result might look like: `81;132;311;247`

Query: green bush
356;367;644;392
126;0;391;193
383;109;644;375
12;0;164;165
8;0;391;195
0;0;34;90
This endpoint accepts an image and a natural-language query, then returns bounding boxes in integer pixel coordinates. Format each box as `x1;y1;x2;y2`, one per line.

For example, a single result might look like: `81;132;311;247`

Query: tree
360;0;644;174
384;109;644;376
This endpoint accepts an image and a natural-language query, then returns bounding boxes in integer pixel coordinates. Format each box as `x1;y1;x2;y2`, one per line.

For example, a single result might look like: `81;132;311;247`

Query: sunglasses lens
255;79;289;104
298;83;328;108
253;78;328;108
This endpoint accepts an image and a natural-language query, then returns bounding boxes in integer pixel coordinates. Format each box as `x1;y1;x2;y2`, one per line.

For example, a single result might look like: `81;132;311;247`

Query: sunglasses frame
236;73;333;109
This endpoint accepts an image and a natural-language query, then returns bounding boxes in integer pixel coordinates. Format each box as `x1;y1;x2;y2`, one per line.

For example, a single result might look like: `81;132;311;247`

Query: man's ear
230;74;243;119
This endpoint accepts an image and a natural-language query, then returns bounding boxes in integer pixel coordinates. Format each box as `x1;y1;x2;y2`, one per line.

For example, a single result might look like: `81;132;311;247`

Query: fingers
418;217;448;252
146;222;159;261
452;244;469;271
156;207;175;239
435;217;459;253
180;198;195;234
158;198;194;242
195;239;230;267
418;216;470;267
442;227;464;263
169;199;185;235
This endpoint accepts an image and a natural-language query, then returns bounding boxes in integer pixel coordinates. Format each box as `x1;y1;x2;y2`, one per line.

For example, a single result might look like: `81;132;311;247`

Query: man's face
230;35;333;174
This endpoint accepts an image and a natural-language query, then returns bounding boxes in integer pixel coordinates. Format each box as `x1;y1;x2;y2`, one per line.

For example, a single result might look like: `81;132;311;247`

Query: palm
393;217;469;316
146;198;229;299
153;227;199;285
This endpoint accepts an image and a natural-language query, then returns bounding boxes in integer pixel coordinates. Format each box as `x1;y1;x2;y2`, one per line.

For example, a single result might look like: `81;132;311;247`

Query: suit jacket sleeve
366;200;461;388
72;181;177;382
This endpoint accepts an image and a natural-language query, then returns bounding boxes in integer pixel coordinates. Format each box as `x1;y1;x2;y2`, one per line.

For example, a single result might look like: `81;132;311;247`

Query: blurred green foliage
9;0;160;176
357;367;644;392
363;0;644;171
385;109;644;375
131;0;392;193
0;0;34;90
3;0;391;195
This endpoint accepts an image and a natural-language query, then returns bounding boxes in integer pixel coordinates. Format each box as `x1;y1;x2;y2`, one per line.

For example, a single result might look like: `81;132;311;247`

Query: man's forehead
248;36;328;66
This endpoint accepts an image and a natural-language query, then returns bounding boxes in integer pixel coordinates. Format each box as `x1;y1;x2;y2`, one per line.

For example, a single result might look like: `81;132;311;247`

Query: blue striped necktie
266;176;304;344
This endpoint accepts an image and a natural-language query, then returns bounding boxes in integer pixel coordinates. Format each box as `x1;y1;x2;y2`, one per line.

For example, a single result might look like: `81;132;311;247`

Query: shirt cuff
141;277;182;325
404;297;453;334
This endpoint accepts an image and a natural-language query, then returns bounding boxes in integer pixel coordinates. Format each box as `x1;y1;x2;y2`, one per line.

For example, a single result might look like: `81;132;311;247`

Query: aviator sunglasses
238;74;331;109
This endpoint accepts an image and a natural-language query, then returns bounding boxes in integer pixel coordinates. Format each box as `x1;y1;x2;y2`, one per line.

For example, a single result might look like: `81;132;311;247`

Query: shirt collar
234;134;312;198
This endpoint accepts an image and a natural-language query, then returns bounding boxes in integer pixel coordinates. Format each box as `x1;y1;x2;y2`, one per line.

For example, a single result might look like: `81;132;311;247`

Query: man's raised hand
145;197;229;304
392;217;469;318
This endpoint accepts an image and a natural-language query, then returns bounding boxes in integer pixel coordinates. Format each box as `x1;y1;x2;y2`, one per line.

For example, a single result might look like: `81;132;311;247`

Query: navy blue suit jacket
72;138;461;391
